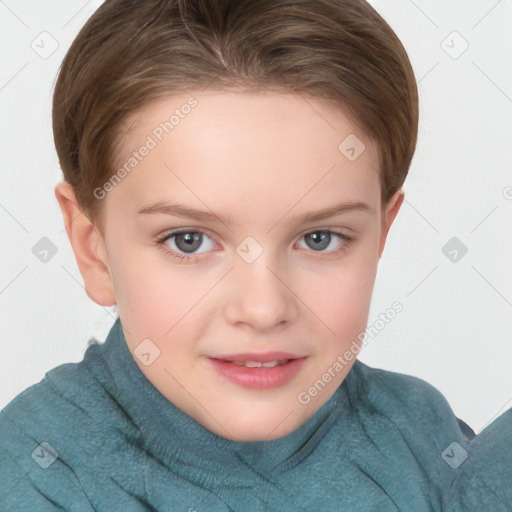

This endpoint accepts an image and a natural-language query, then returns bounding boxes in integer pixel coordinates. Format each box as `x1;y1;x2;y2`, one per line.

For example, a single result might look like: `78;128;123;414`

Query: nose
223;252;299;332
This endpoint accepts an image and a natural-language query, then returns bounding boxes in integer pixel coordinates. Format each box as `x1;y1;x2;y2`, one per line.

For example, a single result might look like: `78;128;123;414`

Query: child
1;0;510;510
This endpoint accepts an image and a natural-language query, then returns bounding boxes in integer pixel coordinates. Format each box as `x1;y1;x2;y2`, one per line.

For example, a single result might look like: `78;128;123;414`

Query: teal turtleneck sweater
1;318;510;511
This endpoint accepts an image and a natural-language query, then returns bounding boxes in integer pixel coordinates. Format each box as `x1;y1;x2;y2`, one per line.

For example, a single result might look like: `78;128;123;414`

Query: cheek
107;244;175;327
109;245;216;344
308;272;375;337
298;246;379;342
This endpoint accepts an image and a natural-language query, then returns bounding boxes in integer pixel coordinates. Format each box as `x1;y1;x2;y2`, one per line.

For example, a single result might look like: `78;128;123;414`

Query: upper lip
210;352;306;363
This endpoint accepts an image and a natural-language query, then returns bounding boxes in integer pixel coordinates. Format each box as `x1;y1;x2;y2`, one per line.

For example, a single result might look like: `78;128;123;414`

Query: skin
55;90;403;442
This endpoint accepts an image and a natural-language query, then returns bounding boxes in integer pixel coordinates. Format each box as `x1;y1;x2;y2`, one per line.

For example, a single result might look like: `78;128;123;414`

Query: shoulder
0;342;144;509
0;342;133;437
348;359;463;428
0;358;98;508
347;361;512;510
344;360;470;471
445;407;512;511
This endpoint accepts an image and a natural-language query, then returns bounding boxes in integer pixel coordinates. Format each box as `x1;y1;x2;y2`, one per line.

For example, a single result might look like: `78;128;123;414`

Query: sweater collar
91;318;351;485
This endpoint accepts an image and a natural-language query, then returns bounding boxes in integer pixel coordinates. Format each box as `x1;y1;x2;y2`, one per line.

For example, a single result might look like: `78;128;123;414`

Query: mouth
206;353;307;390
229;359;291;368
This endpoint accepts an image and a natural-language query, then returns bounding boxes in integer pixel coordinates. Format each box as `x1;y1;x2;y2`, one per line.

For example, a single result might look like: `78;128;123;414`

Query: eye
155;228;353;264
297;229;352;254
155;229;216;262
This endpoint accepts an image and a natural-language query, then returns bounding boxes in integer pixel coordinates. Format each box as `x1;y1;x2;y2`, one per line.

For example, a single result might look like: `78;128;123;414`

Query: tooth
227;359;290;368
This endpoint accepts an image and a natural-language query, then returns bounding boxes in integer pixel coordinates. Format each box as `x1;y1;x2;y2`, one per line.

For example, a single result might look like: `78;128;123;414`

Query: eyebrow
136;200;373;226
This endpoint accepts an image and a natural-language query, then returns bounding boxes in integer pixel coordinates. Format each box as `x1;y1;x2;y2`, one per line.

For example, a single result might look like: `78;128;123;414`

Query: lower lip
207;357;307;389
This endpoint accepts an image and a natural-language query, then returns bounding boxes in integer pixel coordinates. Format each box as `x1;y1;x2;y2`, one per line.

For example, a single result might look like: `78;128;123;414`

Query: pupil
176;232;201;252
307;231;330;251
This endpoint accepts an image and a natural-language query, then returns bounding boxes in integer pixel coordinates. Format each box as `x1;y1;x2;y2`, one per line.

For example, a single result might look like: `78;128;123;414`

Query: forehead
108;90;381;222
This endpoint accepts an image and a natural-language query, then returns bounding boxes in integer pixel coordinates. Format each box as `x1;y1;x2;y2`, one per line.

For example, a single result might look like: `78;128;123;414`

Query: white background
0;0;511;434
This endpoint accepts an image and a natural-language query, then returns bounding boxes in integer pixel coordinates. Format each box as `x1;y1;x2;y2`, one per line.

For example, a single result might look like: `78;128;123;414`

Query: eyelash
154;228;354;263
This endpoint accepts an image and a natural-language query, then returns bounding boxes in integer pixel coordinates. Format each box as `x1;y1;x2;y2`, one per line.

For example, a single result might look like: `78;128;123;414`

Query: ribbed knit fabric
1;318;509;511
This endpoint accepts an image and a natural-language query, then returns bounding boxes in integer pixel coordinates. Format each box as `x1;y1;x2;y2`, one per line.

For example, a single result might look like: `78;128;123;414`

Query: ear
378;188;404;259
54;181;116;306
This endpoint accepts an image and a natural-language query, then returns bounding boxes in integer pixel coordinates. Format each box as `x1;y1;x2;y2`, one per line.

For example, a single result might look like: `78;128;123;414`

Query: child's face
71;90;403;441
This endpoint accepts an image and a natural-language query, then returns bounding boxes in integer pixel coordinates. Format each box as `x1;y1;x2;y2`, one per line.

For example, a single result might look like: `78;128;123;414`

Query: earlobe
54;181;116;306
378;189;404;259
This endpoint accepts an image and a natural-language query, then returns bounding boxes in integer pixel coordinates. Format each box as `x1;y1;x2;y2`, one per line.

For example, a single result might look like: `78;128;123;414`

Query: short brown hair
52;0;418;227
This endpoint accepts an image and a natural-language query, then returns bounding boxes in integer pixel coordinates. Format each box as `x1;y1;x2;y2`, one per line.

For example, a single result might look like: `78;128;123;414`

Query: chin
209;412;301;442
222;428;294;443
